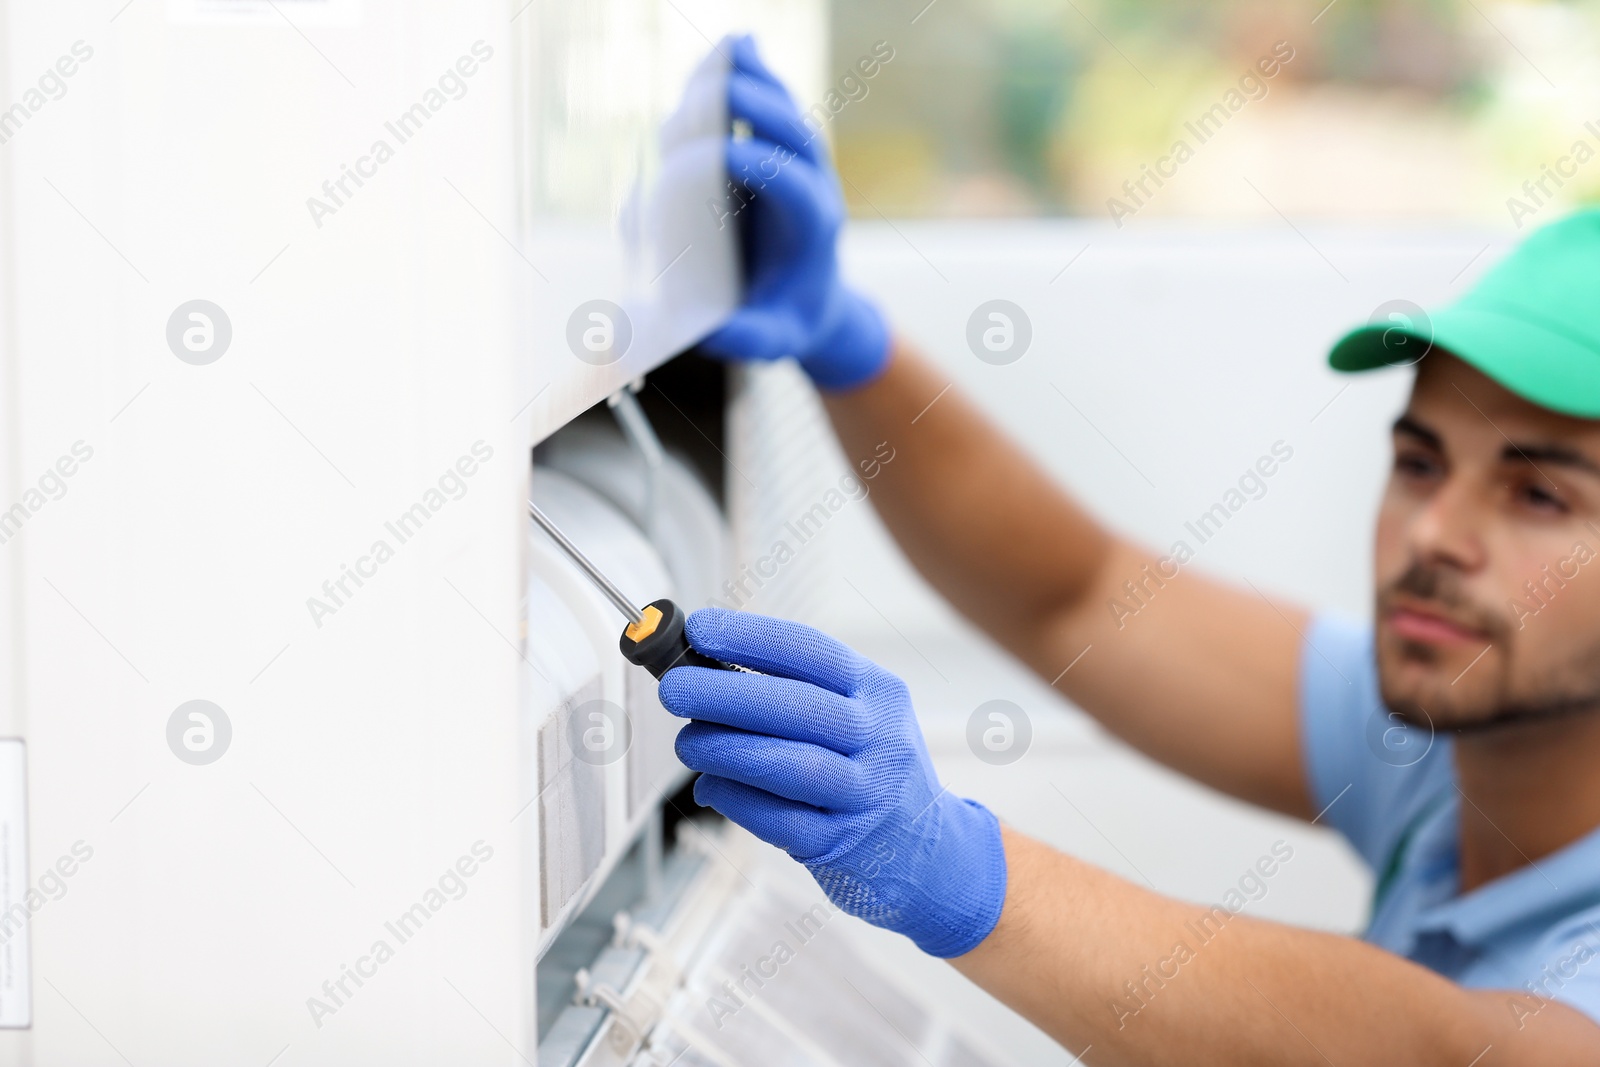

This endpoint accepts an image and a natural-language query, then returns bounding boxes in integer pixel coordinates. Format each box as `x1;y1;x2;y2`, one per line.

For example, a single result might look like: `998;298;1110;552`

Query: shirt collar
1410;789;1600;946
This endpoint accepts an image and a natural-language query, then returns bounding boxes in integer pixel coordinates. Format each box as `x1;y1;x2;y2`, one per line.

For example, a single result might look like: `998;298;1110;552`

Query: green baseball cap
1328;207;1600;418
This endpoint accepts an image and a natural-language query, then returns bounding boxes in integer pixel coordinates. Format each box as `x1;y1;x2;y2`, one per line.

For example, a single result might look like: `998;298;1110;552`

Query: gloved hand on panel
700;35;890;391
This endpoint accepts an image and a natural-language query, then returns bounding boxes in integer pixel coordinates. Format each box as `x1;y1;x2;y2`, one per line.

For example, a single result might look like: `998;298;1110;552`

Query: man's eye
1519;481;1569;514
1394;451;1438;479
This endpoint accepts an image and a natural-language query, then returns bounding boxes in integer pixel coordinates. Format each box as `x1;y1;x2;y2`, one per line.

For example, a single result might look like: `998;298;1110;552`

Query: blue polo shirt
1300;614;1600;1030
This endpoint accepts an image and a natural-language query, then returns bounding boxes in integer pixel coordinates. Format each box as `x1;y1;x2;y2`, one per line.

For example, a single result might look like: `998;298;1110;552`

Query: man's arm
824;337;1312;816
949;827;1599;1066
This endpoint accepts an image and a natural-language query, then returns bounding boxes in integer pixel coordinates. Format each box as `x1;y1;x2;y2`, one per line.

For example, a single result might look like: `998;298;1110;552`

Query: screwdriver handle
619;598;731;679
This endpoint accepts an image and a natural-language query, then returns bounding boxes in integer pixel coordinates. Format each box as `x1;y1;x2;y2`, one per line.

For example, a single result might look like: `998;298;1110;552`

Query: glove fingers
728;74;825;167
698;306;802;363
659;666;869;753
675;720;868;809
724;136;798;199
684;608;869;695
724;137;839;234
693;774;836;859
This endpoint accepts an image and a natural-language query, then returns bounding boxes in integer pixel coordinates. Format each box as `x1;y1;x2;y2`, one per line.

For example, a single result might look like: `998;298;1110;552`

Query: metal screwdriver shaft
528;497;737;680
528;500;645;626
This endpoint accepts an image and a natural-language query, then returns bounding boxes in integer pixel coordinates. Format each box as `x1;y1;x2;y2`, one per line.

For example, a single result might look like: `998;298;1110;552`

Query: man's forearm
821;335;1116;663
950;828;1597;1065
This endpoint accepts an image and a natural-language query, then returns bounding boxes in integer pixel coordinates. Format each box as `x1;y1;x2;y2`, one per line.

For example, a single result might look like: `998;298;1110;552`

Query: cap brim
1329;304;1600;419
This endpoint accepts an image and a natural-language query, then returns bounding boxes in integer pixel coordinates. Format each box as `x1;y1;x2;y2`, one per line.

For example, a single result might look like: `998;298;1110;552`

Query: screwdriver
528;499;731;680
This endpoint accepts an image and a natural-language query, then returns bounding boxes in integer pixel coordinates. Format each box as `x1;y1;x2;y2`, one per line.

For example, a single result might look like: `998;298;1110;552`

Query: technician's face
1373;353;1600;731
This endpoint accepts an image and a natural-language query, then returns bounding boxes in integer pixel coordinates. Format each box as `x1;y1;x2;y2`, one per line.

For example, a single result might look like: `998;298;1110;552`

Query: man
659;36;1600;1062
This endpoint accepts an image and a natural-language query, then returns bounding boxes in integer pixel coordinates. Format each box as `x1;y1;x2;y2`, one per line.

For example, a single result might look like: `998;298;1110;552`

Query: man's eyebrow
1391;415;1441;449
1500;442;1600;479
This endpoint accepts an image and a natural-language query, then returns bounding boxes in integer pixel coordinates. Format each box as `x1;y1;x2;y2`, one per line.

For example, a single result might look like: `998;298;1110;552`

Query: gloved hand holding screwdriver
662;608;1007;958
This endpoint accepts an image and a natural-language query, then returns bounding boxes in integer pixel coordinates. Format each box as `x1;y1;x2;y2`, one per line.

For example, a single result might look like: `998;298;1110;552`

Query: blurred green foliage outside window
828;0;1600;223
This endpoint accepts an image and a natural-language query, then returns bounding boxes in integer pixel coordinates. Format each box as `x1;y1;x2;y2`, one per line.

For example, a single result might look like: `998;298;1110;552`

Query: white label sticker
0;741;29;1028
167;0;362;27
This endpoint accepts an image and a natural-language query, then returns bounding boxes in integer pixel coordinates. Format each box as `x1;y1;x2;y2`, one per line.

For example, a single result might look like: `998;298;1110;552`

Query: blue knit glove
700;35;890;391
658;608;1007;958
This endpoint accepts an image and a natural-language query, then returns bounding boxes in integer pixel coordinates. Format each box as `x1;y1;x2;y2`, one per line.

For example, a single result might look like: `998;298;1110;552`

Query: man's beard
1376;561;1600;734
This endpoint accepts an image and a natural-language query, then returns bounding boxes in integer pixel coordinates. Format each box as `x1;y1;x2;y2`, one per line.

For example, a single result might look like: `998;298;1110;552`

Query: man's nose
1406;476;1487;574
